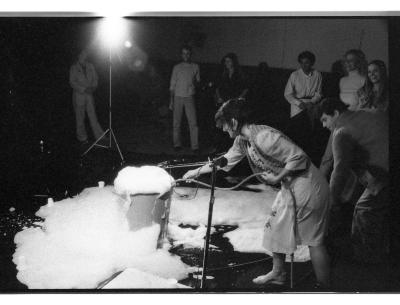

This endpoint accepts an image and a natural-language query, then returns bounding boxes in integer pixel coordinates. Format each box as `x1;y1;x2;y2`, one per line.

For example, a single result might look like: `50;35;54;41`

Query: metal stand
290;253;294;289
288;181;298;290
33;140;52;199
82;47;124;164
158;159;217;289
200;162;217;289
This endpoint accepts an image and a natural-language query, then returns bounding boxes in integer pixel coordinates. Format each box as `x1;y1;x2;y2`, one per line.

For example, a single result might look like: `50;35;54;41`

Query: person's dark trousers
285;110;314;161
311;120;330;166
325;181;364;264
351;187;390;264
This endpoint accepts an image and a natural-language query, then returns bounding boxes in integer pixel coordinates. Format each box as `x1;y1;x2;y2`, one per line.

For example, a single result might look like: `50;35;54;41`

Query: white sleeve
220;136;246;172
311;72;323;104
284;73;301;107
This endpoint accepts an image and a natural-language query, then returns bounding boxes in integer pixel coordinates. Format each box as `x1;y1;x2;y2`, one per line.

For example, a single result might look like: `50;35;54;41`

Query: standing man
70;49;105;145
169;45;200;153
284;51;323;163
319;98;389;264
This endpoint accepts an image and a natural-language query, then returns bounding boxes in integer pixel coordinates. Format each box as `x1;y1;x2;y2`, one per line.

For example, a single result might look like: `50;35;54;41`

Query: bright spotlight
100;16;127;49
124;40;132;48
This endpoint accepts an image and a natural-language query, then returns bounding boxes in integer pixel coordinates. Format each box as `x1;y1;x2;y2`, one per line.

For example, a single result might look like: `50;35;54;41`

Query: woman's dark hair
256;62;269;75
181;44;192;53
221;52;242;75
219;53;245;86
215;98;256;130
318;97;348;117
221;52;239;69
298;51;316;65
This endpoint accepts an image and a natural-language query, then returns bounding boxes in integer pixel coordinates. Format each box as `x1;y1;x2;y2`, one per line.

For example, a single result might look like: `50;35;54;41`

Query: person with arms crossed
70;49;105;145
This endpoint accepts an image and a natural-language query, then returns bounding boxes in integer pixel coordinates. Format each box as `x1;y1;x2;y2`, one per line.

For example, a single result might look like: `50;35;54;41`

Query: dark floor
1;115;400;293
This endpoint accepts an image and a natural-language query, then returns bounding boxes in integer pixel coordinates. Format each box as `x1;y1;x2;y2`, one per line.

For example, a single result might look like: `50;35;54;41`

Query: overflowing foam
13;164;311;289
114;166;174;197
13;186;187;289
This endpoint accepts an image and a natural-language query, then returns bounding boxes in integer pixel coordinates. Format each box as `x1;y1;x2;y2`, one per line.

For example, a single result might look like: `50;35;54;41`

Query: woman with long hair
215;52;248;105
339;49;367;111
183;99;331;288
357;60;388;112
214;53;249;152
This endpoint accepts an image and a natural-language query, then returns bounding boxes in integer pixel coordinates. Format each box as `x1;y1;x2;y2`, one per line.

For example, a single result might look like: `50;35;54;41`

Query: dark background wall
138;18;388;72
0;17;390;149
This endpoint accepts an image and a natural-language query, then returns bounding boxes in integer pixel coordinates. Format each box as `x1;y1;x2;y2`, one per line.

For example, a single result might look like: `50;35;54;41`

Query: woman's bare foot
252;270;286;285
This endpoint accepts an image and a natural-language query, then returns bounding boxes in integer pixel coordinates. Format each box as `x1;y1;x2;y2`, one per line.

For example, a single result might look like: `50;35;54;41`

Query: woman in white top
339;49;367;111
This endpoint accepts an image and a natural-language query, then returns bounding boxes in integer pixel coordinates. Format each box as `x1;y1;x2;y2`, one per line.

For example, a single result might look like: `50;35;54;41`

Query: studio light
124;40;132;48
99;16;128;49
82;16;129;163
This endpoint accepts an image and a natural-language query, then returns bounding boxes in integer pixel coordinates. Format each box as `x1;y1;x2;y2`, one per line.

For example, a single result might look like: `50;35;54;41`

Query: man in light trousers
70;49;105;144
169;45;200;153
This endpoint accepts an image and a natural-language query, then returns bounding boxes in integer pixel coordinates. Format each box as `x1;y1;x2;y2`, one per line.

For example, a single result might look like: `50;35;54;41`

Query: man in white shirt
284;51;323;163
170;45;200;153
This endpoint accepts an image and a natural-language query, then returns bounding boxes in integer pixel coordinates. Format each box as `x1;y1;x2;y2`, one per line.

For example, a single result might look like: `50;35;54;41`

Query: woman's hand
183;169;200;180
260;171;280;185
264;211;276;229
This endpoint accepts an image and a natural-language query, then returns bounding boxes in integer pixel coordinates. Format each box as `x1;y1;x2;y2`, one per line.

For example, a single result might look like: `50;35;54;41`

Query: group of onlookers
69;45;389;288
171;45;389;289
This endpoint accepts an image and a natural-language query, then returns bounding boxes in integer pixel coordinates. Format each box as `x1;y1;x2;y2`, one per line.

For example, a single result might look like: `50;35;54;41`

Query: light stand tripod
82;47;124;164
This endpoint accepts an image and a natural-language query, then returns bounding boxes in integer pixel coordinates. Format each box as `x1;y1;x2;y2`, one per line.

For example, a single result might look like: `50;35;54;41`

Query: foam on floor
13;186;188;289
169;186;277;226
13;177;310;289
223;223;310;262
102;268;191;289
168;222;217;249
170;186;310;262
